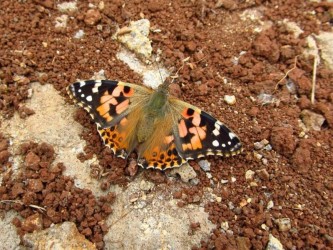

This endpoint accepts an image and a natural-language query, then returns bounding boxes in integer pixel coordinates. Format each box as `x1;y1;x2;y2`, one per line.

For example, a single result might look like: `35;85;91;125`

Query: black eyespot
123;86;131;94
172;148;178;156
160;154;165;160
112;134;117;139
167;150;172;156
186;108;195;116
110;126;115;132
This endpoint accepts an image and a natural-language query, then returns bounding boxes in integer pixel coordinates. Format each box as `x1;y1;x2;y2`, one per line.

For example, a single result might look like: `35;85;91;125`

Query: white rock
266;234;284;250
221;221;229;231
74;30;85;39
245;170;255;181
315;31;333;70
57;1;78;13
224;95;236;105
198;159;211;171
275;218;291;232
301;109;325;131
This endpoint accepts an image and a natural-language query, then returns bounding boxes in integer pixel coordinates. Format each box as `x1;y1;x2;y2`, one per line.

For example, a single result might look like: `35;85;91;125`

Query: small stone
266;234;284;250
221;179;228;184
57;1;78;13
245;170;255;181
254;139;269;150
224;95;236;105
206;172;212;179
221;221;229;231
28;179;44;193
263;144;272;151
250;182;258;187
262;158;268;165
275;218;291;232
300;109;325;131
74;30;85;39
216;197;222;203
239;199;248;207
253;151;263;160
169;163;197;183
55;15;68;29
25;152;41;168
231;177;236;182
198;159;211;171
256;169;270;181
84;9;102;26
190;178;200;185
261;224;269;231
267;200;274;210
21;213;43;233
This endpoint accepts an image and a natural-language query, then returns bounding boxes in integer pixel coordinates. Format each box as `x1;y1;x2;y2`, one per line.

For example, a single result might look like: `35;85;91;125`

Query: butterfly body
67;79;242;170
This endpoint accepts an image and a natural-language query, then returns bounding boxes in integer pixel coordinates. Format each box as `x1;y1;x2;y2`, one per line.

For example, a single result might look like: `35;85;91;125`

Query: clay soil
1;0;333;249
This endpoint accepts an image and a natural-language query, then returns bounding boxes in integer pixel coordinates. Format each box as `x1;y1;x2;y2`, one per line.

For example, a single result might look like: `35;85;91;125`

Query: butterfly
67;79;242;170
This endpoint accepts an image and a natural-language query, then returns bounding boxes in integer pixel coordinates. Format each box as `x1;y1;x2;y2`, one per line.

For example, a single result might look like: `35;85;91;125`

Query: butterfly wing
67;80;152;158
170;99;242;160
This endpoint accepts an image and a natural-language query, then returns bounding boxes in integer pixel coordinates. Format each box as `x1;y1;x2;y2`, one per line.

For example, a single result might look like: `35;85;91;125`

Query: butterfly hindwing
172;102;242;160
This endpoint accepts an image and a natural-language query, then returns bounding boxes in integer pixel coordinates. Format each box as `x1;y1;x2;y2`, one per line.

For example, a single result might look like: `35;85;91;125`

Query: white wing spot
86;95;92;102
228;141;231;145
78;89;82;93
79;81;86;87
229;132;236;139
213;129;220;136
92;82;102;93
212;140;219;147
81;94;85;97
222;143;226;147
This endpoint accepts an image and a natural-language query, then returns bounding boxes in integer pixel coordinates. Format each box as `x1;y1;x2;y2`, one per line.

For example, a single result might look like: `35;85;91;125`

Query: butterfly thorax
137;88;168;143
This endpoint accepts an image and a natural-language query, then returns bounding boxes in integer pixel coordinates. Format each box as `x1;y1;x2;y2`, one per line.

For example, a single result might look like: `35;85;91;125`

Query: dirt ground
1;0;333;249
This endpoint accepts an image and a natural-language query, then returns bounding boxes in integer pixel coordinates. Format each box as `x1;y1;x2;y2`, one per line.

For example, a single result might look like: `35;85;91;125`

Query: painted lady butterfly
67;79;242;170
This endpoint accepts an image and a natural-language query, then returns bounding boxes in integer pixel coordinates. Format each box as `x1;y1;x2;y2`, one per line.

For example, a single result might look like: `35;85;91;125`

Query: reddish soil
1;0;333;249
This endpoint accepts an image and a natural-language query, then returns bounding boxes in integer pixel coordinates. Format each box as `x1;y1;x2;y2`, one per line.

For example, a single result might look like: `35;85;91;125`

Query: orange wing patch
138;135;186;170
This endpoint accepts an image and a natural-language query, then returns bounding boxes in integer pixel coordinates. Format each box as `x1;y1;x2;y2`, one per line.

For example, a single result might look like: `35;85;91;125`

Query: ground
0;0;333;249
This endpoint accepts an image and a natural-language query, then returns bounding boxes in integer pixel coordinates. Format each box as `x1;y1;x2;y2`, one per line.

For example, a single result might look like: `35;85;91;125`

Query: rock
198;160;211;171
282;19;304;38
25;152;41;168
23;222;96;249
21;213;43;233
237;236;251;250
221;221;229;231
256;169;269;181
275;218;291;232
215;0;238;10
57;1;78;13
267;200;274;210
253;151;263;160
27;179;44;193
55;15;68;29
315;31;333;70
169;163;197;183
300;109;325;131
84;9;102;26
224;95;236;105
270;127;296;157
266;234;284;250
74;30;85;39
254;139;269;150
117;19;152;60
245;170;255;181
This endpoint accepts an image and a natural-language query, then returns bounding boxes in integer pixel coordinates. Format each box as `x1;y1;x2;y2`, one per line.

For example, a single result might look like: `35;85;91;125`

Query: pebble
198;159;211;171
253;151;263;160
275;218;291;232
231;177;236;182
221;179;229;184
57;2;78;13
300;109;325;131
169;163;197;183
55;15;68;29
84;9;102;26
221;221;229;231
266;234;284;250
224;95;236;105
267;200;274;210
245;170;255;181
256;169;270;181
206;172;212;179
74;30;85;39
254;139;269;150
